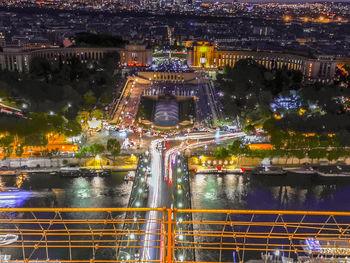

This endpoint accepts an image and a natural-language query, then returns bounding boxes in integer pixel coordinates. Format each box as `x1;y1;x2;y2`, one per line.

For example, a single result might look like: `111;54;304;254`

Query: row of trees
75;138;121;160
0;112;81;138
0;50;120;118
216;59;350;135
0;112;82;159
215;139;349;163
216;59;303;126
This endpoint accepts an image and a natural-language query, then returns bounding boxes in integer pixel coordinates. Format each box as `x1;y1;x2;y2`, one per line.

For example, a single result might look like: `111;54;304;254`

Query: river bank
0;155;138;171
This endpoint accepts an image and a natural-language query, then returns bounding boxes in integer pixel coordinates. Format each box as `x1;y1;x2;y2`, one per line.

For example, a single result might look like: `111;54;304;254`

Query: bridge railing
175;209;350;262
1;208;350;262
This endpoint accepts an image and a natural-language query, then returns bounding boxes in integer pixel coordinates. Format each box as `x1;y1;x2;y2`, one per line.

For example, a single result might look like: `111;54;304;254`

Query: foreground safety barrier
0;208;349;262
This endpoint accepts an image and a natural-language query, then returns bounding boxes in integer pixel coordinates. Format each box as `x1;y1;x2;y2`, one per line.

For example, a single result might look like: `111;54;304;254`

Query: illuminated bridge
0;208;350;262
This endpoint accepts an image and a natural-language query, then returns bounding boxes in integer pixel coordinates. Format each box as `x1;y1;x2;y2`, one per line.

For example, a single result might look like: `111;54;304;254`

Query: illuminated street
112;78;146;127
140;131;245;262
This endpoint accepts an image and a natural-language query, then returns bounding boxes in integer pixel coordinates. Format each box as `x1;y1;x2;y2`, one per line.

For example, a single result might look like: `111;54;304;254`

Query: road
141;131;245;262
112;78;146;127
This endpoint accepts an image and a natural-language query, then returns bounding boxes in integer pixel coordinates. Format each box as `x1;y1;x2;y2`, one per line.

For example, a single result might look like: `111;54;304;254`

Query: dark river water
190;173;350;262
0;172;131;208
1;172;350;261
0;172;132;261
190;173;350;211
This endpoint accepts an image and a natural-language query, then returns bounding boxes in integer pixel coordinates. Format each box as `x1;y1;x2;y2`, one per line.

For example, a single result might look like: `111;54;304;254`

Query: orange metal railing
0;208;350;262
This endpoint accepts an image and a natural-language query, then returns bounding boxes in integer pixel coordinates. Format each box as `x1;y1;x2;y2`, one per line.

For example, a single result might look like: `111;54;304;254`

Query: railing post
167;208;173;263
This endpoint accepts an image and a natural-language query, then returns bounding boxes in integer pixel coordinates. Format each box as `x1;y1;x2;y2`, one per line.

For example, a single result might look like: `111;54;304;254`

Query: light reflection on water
190;173;350;262
191;173;350;211
0;172;132;209
0;172;133;261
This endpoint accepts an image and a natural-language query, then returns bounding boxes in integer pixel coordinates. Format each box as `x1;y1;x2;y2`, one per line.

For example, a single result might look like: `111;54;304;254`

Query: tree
100;52;120;73
0;136;14;159
88;144;105;156
64;119;82;137
77;111;91;124
29;57;51;81
327;149;346;162
215;147;229;160
75;32;127;48
91;109;104;119
24;134;48;147
2;146;13;159
15;144;24;158
107;139;121;160
83;92;97;109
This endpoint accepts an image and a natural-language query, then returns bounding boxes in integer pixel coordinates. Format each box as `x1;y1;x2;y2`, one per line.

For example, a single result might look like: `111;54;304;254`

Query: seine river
0;172;131;209
191;173;350;211
1;172;350;261
190;173;350;262
0;172;132;261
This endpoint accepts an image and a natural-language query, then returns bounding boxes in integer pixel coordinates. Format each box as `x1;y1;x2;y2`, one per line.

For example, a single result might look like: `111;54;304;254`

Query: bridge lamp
138;188;143;193
177;178;182;183
178;254;184;262
178;234;184;240
135;201;141;207
178;202;183;208
177;168;181;172
177;189;183;194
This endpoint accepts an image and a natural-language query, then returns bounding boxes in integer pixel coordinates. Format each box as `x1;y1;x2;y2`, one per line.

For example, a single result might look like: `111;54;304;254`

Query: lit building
0;44;152;72
187;41;342;83
120;44;152;67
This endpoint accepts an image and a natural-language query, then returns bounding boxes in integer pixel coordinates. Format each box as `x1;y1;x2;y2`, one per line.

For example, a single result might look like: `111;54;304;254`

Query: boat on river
317;165;350;180
250;166;287;176
59;168;111;177
288;165;317;175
